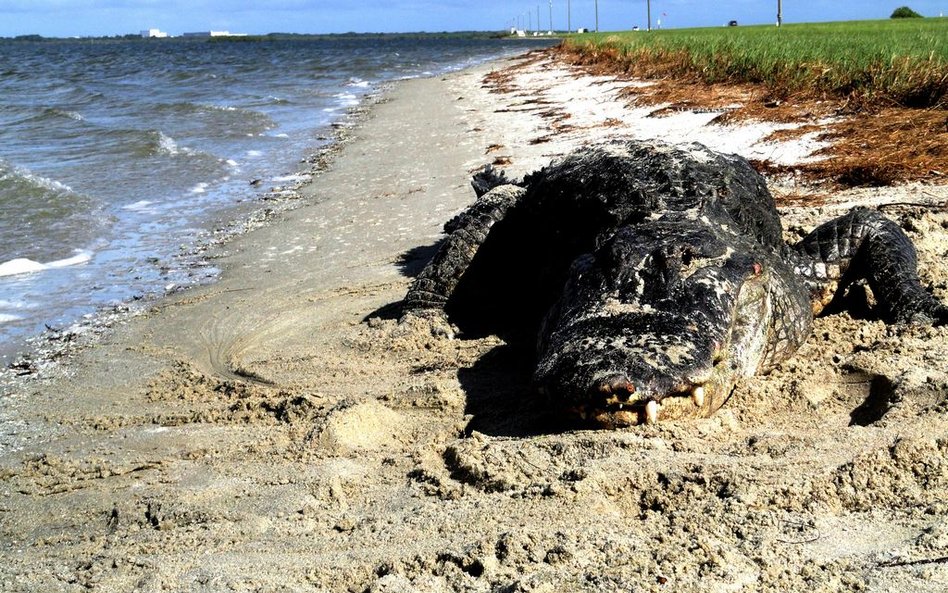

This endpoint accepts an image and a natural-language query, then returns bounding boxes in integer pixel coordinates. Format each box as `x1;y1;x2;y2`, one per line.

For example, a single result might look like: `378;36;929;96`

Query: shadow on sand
367;242;577;437
456;343;577;438
363;240;444;321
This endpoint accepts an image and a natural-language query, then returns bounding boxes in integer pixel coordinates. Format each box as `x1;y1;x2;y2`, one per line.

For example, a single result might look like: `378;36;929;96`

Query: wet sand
2;52;947;593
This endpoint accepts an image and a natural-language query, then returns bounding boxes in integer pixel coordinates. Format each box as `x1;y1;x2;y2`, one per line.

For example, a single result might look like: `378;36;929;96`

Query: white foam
0;313;21;324
272;174;310;183
156;132;198;157
190;182;208;194
246;150;263;157
157;131;180;155
46;250;93;269
0;250;92;278
0;161;74;193
123;200;154;211
54;109;84;121
0;258;46;277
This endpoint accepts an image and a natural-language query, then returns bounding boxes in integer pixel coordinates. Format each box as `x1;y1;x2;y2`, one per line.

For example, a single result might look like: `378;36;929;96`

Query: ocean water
0;36;550;364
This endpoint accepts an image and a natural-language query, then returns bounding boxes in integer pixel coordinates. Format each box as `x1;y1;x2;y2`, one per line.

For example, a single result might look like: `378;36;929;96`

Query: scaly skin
402;139;946;427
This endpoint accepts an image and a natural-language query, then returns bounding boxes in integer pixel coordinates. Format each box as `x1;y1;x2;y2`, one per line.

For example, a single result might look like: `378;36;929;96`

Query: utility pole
549;0;553;33
777;0;783;26
537;5;540;33
528;11;532;32
567;0;571;33
595;0;599;32
647;0;651;31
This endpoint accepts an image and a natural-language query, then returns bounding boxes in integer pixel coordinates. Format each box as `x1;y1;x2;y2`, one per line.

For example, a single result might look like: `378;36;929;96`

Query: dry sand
2;51;948;593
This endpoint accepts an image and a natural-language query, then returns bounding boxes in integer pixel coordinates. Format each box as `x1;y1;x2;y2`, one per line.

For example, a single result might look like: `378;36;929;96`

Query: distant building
140;28;168;38
182;31;247;38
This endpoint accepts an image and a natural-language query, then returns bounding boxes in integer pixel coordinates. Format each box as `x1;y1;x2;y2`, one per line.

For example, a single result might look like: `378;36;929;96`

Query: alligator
402;139;947;427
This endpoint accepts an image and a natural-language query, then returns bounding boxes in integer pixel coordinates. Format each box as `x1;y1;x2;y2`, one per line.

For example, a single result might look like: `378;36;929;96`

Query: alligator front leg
403;184;525;315
792;207;947;324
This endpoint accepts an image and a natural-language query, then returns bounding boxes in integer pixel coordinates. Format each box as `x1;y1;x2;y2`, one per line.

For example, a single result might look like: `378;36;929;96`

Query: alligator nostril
597;376;636;401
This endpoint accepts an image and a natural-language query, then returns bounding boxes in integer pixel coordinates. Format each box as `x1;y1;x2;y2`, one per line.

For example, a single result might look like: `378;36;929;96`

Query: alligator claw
399;309;456;339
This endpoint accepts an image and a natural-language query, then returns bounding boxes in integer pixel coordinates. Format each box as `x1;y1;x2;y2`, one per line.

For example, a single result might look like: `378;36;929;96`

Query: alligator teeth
645;400;659;424
692;386;705;408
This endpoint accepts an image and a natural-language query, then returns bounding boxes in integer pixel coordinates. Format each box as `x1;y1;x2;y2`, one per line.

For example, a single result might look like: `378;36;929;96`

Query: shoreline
0;79;383;386
0;39;549;377
2;50;947;592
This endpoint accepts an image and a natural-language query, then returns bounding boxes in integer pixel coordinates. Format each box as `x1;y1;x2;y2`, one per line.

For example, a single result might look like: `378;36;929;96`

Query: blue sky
2;1;946;37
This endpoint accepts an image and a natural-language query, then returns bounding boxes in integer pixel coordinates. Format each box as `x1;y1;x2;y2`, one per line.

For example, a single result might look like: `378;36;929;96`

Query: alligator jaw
570;382;714;428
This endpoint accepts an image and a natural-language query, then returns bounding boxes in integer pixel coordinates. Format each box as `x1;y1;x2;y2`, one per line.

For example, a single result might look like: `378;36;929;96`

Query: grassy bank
561;19;948;108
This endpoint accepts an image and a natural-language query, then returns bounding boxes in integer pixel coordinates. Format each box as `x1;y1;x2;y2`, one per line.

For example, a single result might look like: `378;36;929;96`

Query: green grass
562;18;948;107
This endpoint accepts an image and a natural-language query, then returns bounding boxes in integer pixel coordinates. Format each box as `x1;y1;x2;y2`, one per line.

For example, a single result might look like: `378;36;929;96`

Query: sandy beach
2;49;948;592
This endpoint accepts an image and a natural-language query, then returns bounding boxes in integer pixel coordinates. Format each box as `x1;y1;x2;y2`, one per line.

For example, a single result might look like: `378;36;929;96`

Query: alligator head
534;212;795;427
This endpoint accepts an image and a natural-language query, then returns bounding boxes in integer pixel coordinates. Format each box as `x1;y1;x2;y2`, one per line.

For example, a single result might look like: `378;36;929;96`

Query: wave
243;96;291;108
33;107;85;122
8;105;87;128
119;129;220;163
7;83;108;113
0;159;107;267
0;250;93;278
155;131;187;156
0;159;74;195
152;101;276;133
54;108;84;121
